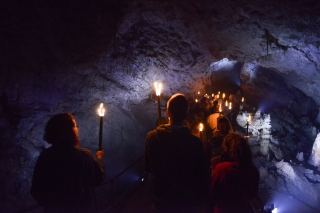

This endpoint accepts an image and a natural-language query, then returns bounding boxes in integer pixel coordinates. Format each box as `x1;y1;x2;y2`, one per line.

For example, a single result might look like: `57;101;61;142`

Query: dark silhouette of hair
216;116;232;134
43;113;80;147
167;93;188;123
222;133;252;166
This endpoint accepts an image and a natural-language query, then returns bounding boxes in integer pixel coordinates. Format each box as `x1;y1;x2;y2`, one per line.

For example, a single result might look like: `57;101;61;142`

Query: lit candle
199;123;203;141
219;104;222;114
242;97;244;102
225;100;228;106
154;82;162;96
229;102;232;110
217;94;220;99
198;91;200;95
195;99;198;102
199;123;203;132
223;93;225;99
98;103;105;150
212;93;214;98
154;82;162;126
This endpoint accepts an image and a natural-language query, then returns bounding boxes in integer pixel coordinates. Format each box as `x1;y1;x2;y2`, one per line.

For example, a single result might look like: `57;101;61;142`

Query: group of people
145;93;259;213
30;92;258;213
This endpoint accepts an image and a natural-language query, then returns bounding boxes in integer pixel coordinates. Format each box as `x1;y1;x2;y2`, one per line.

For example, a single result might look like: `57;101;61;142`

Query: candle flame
212;93;214;97
154;82;162;96
229;102;232;109
248;114;251;122
242;97;244;102
223;93;225;99
199;123;203;132
217;94;219;99
98;103;105;117
225;100;228;106
198;91;200;95
195;99;198;102
219;104;222;112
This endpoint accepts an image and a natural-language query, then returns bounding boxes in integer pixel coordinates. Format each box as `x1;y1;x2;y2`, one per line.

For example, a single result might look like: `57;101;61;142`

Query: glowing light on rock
308;133;320;168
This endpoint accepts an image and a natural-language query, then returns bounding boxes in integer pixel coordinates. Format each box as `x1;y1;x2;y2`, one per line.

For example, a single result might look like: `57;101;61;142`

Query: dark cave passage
1;0;320;212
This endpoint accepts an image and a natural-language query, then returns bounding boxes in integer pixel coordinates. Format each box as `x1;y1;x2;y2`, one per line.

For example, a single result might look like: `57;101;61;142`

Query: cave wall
1;0;320;212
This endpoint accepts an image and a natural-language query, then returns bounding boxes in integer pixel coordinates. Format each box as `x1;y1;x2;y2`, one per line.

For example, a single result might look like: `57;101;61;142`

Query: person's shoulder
147;128;157;136
215;161;237;171
74;147;94;157
146;125;172;138
185;129;203;144
146;128;159;141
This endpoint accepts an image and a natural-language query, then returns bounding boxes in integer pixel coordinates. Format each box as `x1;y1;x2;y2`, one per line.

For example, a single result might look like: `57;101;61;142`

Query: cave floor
118;179;320;213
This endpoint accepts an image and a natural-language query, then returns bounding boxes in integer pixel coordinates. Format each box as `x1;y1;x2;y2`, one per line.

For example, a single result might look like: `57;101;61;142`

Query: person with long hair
31;113;105;213
206;116;233;175
210;133;259;213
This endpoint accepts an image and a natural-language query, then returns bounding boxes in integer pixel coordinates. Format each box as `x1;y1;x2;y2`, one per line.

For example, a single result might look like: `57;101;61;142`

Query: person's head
217;116;232;134
222;133;253;165
197;111;204;121
166;93;188;125
229;94;234;101
214;103;220;112
44;113;80;147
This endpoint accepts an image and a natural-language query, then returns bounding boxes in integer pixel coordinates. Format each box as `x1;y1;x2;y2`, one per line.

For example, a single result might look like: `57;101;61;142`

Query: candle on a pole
199;123;203;141
154;82;162;126
246;114;251;136
229;102;233;124
98;103;105;150
199;123;203;132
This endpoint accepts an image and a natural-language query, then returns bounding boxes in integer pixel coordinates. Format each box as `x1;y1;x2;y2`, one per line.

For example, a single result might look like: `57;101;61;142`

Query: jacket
31;146;105;213
144;124;210;211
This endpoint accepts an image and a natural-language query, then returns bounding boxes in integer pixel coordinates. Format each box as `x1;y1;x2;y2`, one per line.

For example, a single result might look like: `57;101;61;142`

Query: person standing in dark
210;133;259;213
206;116;233;175
31;113;106;213
144;93;210;213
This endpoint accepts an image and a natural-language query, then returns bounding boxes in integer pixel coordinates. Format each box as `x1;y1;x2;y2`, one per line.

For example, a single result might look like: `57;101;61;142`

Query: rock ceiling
2;0;320;103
